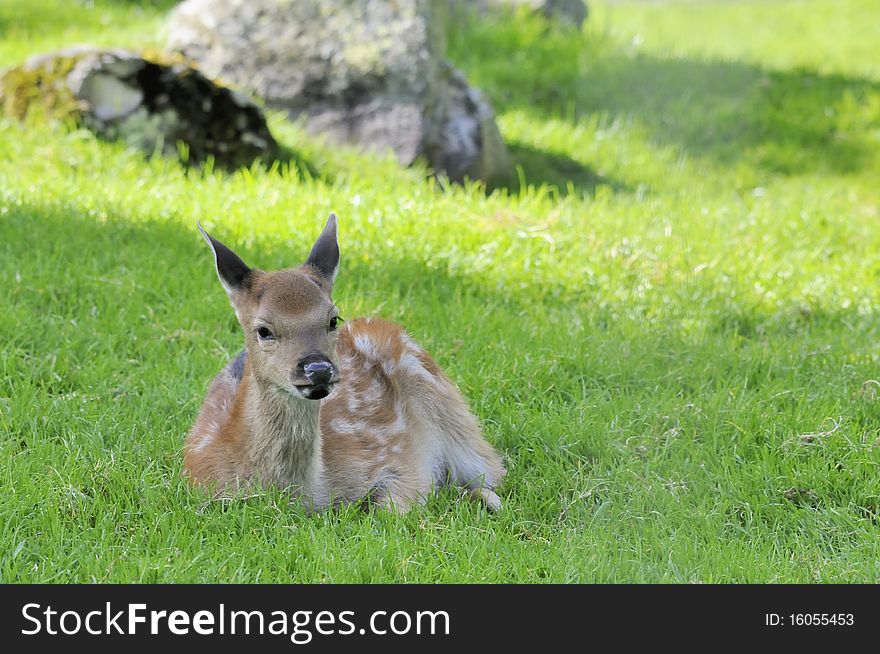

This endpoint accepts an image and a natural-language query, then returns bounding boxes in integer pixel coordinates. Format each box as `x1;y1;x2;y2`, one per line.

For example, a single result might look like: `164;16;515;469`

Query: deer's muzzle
292;355;340;400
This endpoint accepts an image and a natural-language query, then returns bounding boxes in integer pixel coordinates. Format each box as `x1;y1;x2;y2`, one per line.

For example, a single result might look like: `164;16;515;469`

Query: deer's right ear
305;213;340;284
197;222;252;295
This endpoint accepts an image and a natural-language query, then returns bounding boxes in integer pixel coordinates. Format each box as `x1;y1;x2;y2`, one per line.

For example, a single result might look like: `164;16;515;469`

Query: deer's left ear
197;221;253;297
305;213;339;284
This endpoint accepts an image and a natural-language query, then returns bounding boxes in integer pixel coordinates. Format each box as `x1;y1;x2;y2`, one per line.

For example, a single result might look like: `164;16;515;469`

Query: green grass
1;0;880;582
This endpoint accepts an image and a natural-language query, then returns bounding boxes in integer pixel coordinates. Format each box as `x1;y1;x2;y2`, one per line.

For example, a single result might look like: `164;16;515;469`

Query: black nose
301;359;334;385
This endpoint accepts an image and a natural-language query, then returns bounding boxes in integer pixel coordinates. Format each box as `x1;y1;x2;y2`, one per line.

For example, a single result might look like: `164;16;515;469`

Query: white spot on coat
354;334;377;359
192;430;215;452
329;418;366;435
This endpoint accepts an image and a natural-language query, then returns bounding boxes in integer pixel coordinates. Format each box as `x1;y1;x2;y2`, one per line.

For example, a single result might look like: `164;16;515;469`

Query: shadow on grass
574;54;878;175
179;140;325;180
447;11;880;176
171;140;324;182
0;201;536;351
272;143;324;181
489;141;629;197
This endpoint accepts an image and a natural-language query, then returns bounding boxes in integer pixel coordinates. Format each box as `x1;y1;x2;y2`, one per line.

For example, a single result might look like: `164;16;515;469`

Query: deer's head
199;214;342;400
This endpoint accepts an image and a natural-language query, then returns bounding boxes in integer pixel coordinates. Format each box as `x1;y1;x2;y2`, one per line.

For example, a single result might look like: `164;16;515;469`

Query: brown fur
184;219;505;512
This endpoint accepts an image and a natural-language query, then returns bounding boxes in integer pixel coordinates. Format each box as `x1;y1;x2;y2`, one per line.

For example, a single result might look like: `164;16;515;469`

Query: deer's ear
198;222;252;295
305;213;340;284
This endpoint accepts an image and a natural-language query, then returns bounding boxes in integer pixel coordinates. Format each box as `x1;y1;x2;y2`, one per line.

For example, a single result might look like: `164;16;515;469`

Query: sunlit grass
1;0;879;582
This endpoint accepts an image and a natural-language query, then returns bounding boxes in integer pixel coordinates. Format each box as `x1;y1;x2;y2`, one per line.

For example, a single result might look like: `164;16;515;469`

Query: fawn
184;214;505;512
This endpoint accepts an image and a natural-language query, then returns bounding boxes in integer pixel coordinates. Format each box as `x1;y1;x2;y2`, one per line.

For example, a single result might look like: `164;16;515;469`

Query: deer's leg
367;470;428;514
468;486;502;512
427;402;506;510
374;493;414;514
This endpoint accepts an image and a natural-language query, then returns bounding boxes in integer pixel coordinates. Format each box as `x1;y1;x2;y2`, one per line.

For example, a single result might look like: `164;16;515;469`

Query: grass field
1;0;879;582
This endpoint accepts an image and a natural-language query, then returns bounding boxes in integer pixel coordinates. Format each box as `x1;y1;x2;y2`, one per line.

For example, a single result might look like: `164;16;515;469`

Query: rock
453;0;588;27
0;47;277;169
166;0;508;182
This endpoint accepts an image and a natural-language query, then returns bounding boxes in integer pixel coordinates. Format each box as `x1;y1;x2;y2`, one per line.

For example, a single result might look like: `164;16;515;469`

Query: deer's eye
328;316;339;331
256;326;274;340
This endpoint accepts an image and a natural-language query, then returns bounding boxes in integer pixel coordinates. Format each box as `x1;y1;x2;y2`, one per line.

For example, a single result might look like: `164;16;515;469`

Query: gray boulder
166;0;508;182
0;47;277;170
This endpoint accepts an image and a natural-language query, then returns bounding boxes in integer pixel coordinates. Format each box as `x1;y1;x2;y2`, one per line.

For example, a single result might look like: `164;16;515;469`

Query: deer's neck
243;375;328;507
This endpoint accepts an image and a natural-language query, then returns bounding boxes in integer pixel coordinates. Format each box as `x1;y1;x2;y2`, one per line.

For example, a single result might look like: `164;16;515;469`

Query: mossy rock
0;47;278;170
0;50;83;122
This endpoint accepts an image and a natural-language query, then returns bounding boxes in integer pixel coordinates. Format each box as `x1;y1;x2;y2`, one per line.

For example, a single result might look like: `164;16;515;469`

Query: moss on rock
0;50;84;122
0;47;278;170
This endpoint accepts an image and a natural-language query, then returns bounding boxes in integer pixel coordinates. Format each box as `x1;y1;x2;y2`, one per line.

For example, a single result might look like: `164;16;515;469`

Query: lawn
1;0;879;582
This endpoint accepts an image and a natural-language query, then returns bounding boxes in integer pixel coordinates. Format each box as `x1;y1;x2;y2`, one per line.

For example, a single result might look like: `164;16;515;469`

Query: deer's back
320;317;454;501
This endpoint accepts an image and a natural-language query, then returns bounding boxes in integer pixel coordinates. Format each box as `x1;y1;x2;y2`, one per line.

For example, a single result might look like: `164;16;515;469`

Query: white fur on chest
245;385;329;507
